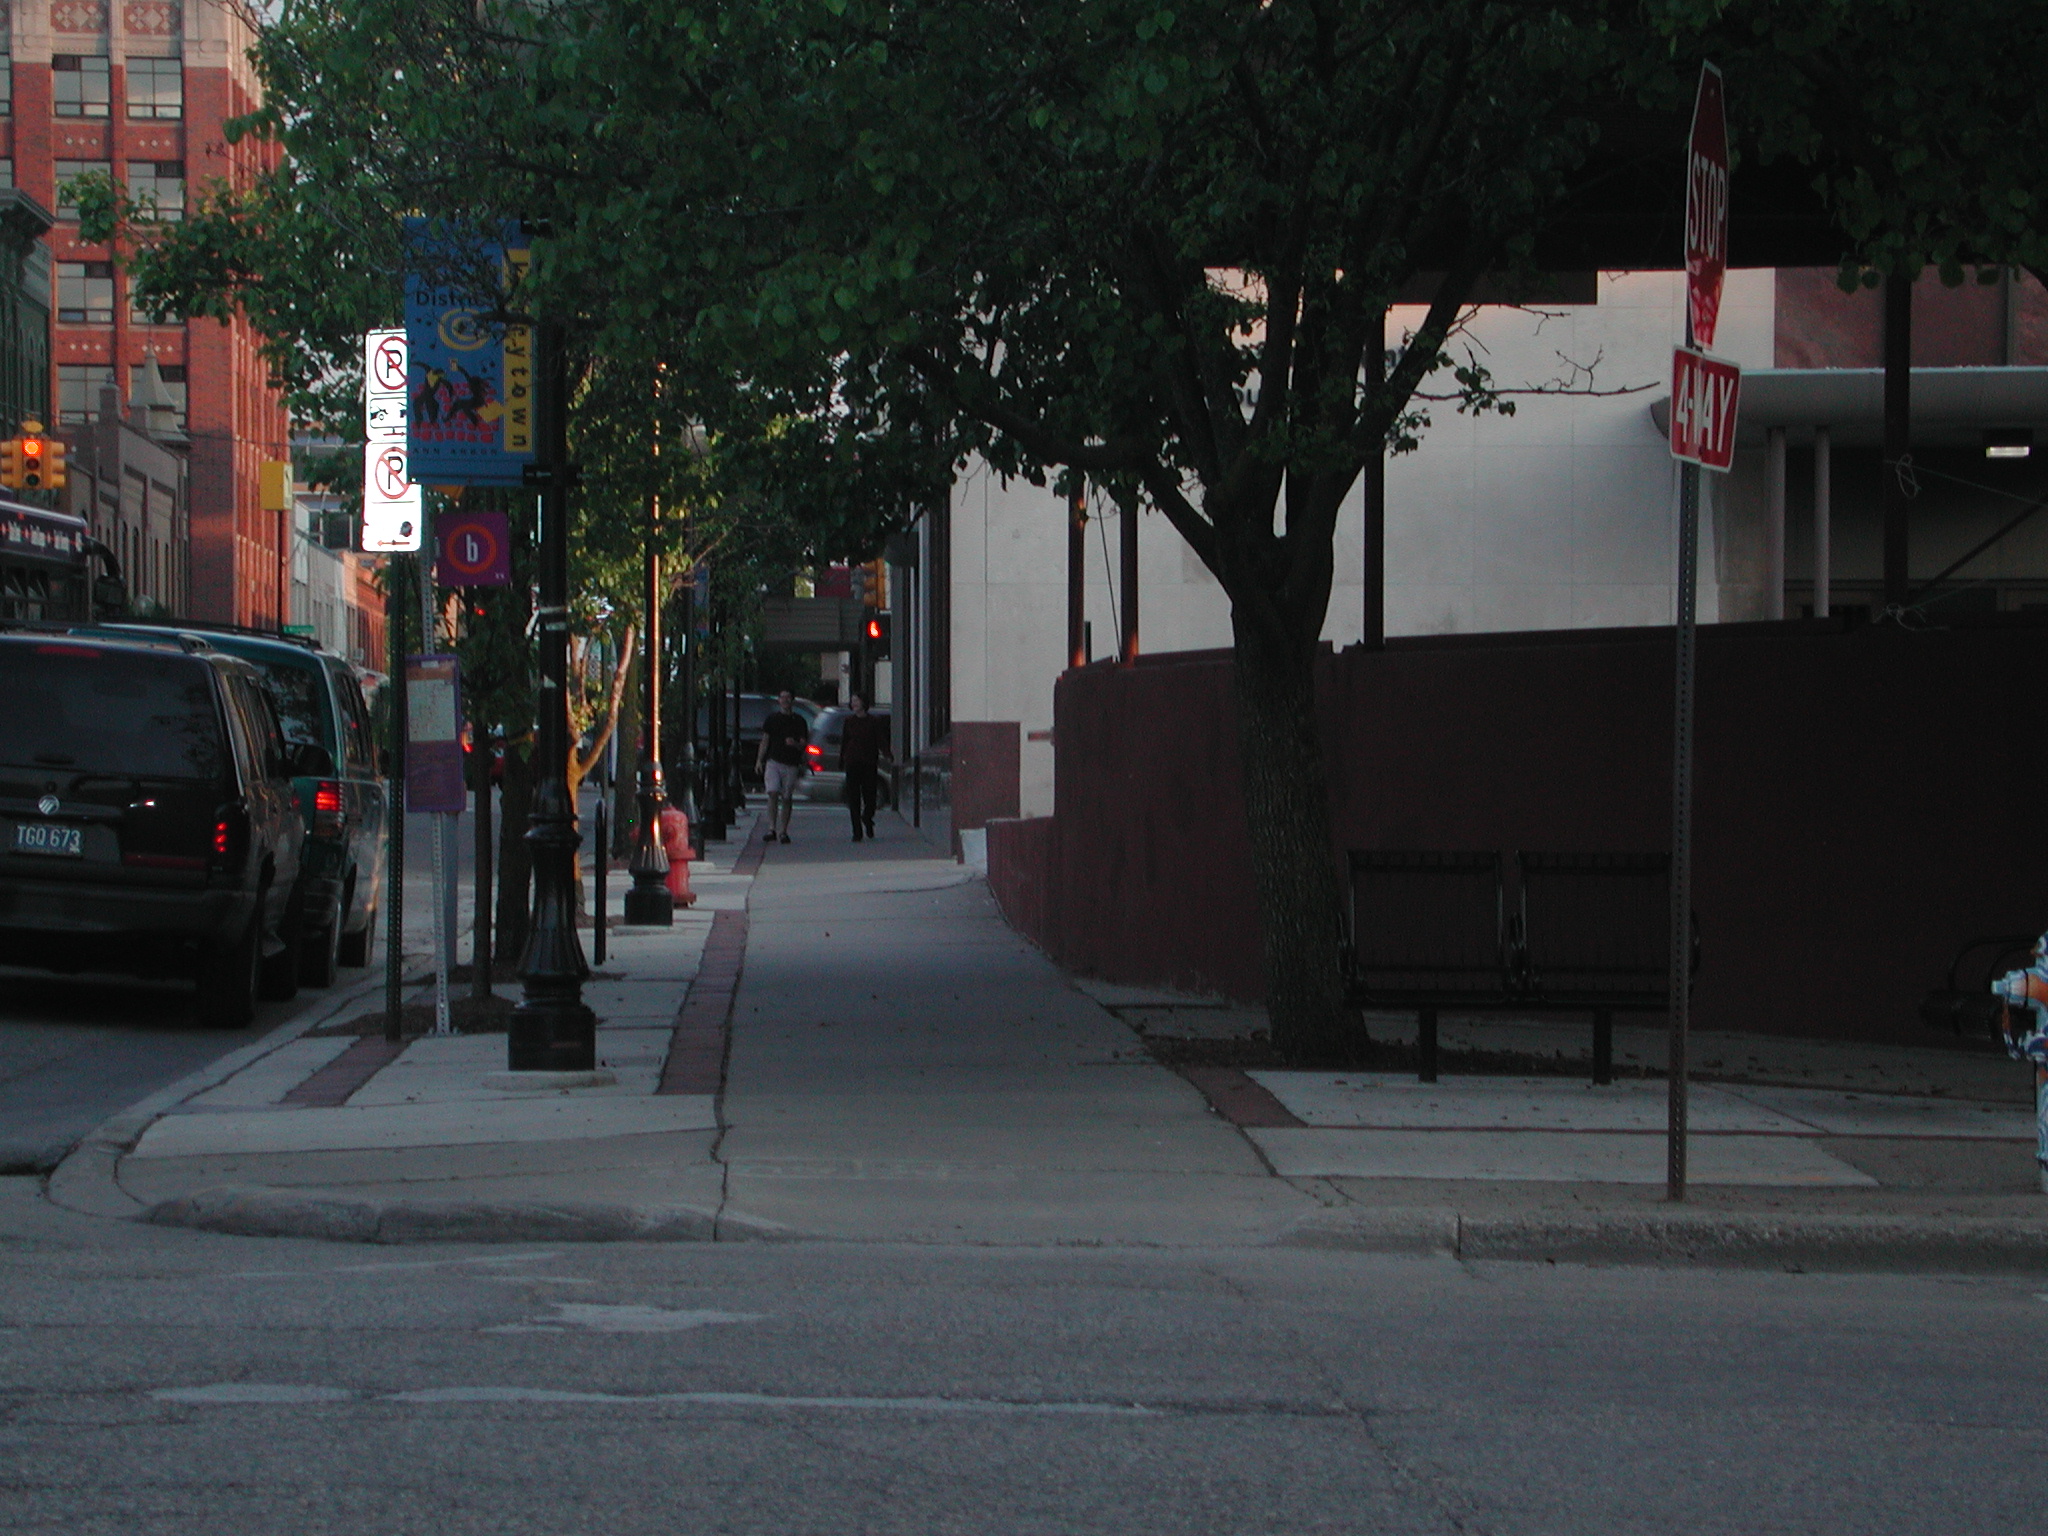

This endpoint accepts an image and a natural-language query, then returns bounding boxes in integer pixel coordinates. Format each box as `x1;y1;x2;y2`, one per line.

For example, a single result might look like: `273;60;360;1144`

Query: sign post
363;327;421;1040
1666;63;1735;1202
407;651;465;1037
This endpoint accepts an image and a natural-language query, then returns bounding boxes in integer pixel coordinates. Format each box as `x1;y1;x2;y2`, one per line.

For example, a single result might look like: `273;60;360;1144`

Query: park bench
1341;850;1696;1083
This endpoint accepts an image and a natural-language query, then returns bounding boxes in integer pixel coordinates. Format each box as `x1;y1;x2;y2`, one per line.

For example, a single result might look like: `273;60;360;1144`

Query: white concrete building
915;267;2048;818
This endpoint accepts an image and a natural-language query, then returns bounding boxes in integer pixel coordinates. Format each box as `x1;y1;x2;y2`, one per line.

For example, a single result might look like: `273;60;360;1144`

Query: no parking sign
435;510;512;587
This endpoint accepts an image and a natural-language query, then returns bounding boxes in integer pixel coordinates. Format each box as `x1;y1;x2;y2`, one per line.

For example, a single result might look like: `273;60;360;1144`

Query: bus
0;500;122;623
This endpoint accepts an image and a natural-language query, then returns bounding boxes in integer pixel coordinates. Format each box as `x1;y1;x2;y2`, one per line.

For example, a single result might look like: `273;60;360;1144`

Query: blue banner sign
404;219;536;486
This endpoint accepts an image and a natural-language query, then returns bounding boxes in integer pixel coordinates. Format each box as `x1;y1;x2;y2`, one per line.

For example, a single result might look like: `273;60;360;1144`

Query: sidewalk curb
140;1184;795;1245
43;962;414;1222
1279;1206;2048;1272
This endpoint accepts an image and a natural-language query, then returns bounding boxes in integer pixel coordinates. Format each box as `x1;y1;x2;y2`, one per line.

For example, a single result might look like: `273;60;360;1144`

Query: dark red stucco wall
989;620;2048;1045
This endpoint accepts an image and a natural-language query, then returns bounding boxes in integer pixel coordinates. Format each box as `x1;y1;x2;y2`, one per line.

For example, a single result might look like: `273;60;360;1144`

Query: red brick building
5;0;289;626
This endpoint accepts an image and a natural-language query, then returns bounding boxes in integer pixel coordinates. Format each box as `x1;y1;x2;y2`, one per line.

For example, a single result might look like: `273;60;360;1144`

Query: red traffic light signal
866;618;882;640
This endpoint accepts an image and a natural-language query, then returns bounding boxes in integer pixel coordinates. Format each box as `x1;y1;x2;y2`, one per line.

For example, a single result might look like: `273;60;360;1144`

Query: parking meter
1989;936;2048;1193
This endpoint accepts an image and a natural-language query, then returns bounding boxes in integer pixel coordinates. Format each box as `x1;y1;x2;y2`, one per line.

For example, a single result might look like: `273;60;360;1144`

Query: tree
117;0;2046;1055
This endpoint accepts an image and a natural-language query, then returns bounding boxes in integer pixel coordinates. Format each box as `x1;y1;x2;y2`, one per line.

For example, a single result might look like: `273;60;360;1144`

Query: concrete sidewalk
45;801;2048;1269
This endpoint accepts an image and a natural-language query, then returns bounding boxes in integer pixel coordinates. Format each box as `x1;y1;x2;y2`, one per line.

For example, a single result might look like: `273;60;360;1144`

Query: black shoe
852;831;863;843
863;822;876;838
779;833;791;844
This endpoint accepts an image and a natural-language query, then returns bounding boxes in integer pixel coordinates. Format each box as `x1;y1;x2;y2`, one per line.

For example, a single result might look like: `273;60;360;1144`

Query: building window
0;52;12;119
56;261;115;324
58;364;117;425
126;57;182;120
0;161;12;190
53;56;112;119
131;286;180;325
53;160;113;222
126;161;183;222
129;362;187;428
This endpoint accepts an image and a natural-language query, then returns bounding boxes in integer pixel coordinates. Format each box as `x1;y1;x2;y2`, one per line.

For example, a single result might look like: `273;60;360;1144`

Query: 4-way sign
1669;347;1741;471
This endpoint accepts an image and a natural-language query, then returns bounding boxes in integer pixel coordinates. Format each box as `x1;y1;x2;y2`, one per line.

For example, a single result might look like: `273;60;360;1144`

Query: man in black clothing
755;689;808;844
840;693;891;842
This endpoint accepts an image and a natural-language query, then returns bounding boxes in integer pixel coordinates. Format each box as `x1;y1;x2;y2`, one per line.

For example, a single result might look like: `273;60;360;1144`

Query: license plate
13;822;83;858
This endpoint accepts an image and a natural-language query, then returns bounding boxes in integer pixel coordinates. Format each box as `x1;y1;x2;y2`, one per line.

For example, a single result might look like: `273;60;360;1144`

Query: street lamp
623;487;673;925
509;318;596;1072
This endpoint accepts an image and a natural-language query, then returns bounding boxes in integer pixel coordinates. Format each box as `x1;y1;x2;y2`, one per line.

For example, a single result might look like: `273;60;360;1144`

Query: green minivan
84;624;388;986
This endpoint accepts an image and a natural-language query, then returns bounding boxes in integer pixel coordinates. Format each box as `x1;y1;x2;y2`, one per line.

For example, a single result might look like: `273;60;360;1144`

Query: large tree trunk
1228;608;1355;1062
496;745;534;961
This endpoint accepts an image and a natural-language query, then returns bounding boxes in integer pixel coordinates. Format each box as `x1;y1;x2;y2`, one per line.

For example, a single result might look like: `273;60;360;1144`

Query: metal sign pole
1667;462;1698;1200
384;557;407;1043
419;502;452;1038
1668;61;1727;1203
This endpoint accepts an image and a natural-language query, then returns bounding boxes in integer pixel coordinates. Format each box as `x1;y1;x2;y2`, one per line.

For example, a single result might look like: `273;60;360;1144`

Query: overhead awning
1648;367;2048;448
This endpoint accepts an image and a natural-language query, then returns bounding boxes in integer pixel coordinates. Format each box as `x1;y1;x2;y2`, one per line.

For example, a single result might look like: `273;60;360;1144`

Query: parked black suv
0;633;308;1025
78;624;388;985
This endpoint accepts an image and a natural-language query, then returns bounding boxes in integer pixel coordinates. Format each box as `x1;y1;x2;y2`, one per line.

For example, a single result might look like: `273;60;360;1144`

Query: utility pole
509;320;595;1072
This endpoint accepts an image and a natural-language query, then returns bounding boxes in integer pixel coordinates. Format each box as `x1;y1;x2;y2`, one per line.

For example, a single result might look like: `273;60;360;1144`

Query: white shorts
764;759;804;796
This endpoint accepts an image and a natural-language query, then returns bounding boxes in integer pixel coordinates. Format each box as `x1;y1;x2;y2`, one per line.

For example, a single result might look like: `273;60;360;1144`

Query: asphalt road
0;811;471;1174
1;1184;2041;1535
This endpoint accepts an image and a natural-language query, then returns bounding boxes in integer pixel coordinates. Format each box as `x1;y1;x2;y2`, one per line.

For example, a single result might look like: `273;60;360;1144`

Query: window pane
0;54;13;119
55;261;114;324
53;161;113;221
127;58;182;120
53;57;110;118
126;161;183;222
58;364;116;425
128;363;188;429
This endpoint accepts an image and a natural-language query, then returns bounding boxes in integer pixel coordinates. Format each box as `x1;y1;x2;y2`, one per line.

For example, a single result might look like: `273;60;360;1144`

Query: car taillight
213;817;231;857
806;743;823;760
312;780;344;835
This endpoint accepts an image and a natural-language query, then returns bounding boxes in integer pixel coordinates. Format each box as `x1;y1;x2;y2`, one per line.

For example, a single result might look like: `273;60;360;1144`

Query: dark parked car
78;624;388;985
800;706;894;804
0;633;309;1025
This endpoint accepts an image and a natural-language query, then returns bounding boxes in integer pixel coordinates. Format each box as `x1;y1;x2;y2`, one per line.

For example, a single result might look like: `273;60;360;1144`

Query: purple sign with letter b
435;510;512;588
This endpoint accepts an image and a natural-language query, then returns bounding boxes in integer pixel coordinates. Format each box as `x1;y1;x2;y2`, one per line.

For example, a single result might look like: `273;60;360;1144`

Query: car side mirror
290;740;335;778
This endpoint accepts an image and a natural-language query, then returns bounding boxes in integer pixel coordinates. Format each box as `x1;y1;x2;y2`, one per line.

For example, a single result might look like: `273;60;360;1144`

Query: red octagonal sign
1685;63;1729;352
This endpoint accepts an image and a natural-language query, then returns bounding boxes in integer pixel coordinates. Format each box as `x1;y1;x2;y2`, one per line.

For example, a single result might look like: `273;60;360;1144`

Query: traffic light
42;436;65;491
18;432;45;489
864;612;891;657
0;436;19;490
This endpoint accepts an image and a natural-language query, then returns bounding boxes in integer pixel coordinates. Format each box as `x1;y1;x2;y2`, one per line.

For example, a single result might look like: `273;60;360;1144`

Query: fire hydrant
1990;936;2048;1192
658;806;696;907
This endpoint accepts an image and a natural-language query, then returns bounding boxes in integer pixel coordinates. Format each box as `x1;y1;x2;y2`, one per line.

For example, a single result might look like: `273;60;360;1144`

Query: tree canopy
110;0;2048;1049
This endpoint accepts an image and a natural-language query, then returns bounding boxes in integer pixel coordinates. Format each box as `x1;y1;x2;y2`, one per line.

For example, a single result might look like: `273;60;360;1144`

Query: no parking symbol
435;510;512;587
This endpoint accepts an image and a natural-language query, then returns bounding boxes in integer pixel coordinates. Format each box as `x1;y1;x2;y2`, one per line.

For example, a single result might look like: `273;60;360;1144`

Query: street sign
362;329;421;551
361;440;422;551
404;653;467;814
1684;63;1729;352
435;509;512;588
1669;347;1742;471
404;219;537;487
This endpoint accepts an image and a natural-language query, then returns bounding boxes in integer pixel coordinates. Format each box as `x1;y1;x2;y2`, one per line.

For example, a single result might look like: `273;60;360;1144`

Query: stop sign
1685;64;1729;352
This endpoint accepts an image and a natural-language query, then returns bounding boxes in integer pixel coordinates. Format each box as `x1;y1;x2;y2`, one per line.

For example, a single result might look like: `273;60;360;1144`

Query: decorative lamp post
509;319;596;1072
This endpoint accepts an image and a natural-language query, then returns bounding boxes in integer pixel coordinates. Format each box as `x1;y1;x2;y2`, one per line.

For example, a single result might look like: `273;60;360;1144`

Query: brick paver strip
283;1035;408;1108
1176;1066;1307;1129
657;820;765;1097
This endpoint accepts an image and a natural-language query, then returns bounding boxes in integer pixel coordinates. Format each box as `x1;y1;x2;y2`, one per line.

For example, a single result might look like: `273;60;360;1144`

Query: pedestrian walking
840;692;892;842
755;689;808;844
